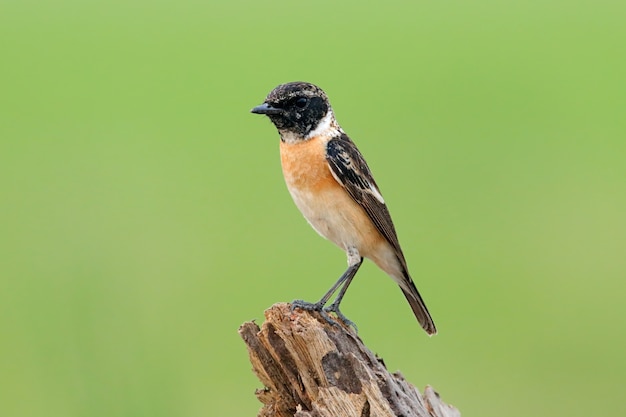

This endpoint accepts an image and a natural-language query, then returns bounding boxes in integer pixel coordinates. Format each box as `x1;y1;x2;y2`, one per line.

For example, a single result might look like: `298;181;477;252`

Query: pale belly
287;184;376;251
286;180;403;281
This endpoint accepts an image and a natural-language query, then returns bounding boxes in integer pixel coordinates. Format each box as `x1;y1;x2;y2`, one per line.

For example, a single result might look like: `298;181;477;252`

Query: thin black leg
291;257;363;328
291;258;363;329
324;257;363;331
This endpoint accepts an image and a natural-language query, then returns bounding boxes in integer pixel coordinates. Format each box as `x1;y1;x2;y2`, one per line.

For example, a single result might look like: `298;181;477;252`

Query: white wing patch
368;183;385;204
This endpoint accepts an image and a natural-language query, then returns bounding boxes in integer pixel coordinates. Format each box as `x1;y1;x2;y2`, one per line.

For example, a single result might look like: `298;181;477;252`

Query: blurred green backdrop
1;1;625;416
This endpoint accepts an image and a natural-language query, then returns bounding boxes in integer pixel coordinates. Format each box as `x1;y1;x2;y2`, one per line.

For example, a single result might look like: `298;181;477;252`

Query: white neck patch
305;111;339;139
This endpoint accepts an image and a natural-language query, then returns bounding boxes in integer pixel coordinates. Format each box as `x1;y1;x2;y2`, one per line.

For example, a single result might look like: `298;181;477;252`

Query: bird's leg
291;247;363;328
324;250;363;331
291;269;350;326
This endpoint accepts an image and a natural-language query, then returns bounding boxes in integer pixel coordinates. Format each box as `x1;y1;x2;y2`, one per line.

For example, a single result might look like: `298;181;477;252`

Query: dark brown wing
325;134;407;270
326;134;437;335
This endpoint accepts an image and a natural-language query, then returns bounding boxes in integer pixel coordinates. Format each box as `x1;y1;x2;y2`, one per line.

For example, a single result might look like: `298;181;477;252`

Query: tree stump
239;303;460;417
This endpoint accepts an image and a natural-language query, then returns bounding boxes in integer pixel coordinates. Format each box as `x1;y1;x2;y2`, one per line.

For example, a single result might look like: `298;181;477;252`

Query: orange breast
280;136;335;192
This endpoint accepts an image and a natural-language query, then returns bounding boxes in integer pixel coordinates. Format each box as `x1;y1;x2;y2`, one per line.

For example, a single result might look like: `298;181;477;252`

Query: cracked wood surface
239;303;460;417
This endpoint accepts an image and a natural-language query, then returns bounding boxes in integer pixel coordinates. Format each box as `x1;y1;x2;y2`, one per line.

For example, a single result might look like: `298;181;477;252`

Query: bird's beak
251;103;283;115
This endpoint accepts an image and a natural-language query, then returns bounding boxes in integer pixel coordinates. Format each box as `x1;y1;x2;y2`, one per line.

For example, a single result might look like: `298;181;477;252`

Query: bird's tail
400;277;437;335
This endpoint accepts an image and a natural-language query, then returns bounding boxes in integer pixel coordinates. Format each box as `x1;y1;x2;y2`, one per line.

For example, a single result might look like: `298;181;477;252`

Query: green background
1;1;625;416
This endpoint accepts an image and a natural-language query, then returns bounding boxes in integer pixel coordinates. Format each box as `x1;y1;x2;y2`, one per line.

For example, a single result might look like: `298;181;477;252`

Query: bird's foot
324;302;358;333
290;299;338;327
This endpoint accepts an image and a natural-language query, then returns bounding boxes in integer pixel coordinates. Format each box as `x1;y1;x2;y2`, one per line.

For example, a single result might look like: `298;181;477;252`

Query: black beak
251;103;283;115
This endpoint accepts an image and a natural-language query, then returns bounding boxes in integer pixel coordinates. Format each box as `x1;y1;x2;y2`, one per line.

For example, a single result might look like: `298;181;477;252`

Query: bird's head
251;82;335;142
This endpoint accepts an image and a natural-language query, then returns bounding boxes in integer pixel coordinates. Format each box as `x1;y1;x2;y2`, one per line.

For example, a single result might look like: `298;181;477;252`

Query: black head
251;82;331;138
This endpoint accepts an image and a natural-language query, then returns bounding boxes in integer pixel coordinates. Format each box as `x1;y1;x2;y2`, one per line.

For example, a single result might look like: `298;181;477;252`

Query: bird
251;81;436;335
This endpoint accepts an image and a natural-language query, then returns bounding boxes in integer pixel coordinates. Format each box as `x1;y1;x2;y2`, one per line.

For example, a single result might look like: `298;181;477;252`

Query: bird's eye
295;97;308;108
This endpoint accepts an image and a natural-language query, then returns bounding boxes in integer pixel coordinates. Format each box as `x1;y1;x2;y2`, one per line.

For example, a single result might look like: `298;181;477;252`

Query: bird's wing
325;134;407;268
326;134;437;335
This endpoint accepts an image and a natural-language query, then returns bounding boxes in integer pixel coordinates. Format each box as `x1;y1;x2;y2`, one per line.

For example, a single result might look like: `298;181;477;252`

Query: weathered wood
239;303;460;417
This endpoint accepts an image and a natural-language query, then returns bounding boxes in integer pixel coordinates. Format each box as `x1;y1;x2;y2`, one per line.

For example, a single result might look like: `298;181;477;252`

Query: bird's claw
290;300;358;333
290;299;339;327
324;303;358;333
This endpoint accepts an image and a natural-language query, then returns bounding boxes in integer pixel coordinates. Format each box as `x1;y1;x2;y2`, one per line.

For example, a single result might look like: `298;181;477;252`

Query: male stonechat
251;82;436;335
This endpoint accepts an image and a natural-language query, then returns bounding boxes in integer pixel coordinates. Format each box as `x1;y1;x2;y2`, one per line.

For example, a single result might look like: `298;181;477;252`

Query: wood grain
239;303;460;417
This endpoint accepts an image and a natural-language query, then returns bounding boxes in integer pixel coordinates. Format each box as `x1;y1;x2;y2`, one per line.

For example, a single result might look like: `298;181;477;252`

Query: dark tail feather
400;279;437;335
